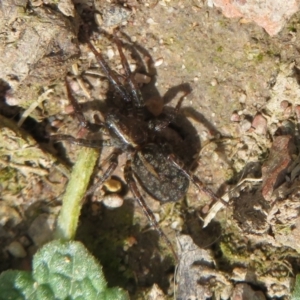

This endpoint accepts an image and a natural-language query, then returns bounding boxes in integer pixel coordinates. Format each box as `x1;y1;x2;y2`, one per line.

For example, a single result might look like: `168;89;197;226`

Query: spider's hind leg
124;159;178;261
168;153;228;207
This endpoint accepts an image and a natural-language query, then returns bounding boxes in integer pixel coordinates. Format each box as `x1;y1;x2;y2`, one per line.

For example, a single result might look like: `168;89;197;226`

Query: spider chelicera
52;32;223;260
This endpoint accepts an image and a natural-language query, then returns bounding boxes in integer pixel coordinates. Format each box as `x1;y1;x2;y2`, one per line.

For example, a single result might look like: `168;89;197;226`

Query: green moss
0;167;17;183
255;53;264;62
288;26;297;32
217;46;223;52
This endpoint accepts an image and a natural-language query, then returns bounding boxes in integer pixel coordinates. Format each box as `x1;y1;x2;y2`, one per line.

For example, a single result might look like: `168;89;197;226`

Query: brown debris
261;135;296;201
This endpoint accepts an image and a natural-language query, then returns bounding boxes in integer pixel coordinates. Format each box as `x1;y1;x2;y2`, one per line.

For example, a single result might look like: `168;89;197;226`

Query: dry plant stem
55;147;99;240
17;89;53;127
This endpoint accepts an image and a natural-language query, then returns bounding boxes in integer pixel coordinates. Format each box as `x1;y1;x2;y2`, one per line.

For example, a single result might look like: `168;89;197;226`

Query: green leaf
0;240;129;300
292;274;300;300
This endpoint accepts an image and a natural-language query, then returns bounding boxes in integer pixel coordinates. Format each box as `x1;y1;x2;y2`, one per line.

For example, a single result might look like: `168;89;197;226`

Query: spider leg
124;159;179;261
86;39;132;103
85;151;120;196
168;153;228;207
114;37;144;109
50;134;112;148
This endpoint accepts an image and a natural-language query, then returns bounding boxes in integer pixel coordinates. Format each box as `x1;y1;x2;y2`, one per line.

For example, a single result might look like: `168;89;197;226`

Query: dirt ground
2;0;300;299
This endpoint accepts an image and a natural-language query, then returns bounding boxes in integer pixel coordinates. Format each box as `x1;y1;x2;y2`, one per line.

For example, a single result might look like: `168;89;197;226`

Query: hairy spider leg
168;154;228;207
85;151;120;196
51;134;112;148
86;39;133;103
124;159;179;261
51;79;111;148
114;37;144;109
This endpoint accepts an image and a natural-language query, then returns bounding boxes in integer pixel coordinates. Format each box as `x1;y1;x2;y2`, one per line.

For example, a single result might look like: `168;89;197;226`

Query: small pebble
28;214;55;247
238;93;246;104
146;18;156;24
210;78;218;86
251;114;267;135
103;194;124;208
101;5;132;28
68;79;80;92
129;63;137;72
280;100;290;110
240;119;252;132
5;90;19;106
230;112;240;122
7;241;27;258
103;178;122;193
154;57;164;67
106;48;115;60
171;221;179;229
154;213;160;222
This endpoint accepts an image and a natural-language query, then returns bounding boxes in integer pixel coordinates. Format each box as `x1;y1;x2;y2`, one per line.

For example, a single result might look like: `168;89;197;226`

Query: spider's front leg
51;78;108;148
124;159;178;261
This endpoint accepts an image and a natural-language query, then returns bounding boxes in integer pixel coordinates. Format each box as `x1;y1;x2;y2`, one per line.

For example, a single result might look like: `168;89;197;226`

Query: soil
2;0;300;299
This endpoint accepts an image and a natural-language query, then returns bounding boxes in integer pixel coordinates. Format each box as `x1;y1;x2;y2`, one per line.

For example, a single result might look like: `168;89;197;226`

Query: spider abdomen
132;143;189;203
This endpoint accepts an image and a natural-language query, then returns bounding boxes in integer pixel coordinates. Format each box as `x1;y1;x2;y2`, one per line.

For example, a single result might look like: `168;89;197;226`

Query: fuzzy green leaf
0;240;129;300
292;274;300;300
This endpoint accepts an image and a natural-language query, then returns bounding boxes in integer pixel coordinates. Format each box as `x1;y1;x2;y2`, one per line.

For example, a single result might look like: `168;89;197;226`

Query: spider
52;32;223;260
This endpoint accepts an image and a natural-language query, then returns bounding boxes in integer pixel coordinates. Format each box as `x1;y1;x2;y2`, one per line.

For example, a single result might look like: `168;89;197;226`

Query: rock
102;194;124;209
28;214;55;247
212;0;300;36
251;114;267;135
232;283;266;300
7;241;27;258
0;5;79;105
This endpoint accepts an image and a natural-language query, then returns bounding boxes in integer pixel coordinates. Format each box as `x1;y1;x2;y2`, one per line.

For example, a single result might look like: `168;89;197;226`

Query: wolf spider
52;32;223;260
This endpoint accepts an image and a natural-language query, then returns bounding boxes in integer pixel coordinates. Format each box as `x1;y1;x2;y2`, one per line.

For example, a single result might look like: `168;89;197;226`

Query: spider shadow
76;196;174;294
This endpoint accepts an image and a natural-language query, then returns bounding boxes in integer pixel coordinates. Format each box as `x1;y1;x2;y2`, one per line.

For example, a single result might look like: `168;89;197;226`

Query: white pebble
154;213;160;222
7;241;27;258
106;48;115;60
103;194;124;209
210;78;218;86
146;18;156;24
240;119;252;132
154;58;164;67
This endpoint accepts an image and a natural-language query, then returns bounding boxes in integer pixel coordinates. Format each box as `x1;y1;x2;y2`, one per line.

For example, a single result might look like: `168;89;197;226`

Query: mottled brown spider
52;32;222;260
